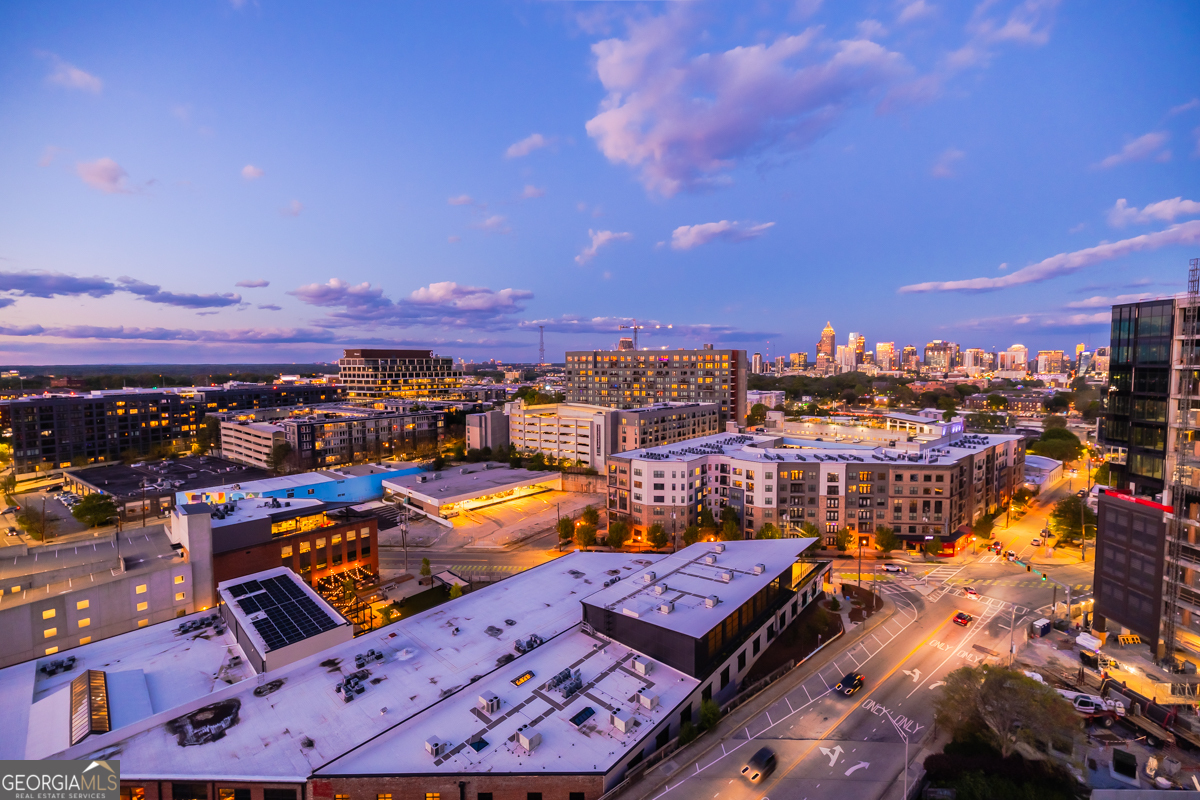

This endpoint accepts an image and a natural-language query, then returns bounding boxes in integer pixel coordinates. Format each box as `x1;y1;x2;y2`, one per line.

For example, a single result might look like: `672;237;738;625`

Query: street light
883;708;910;800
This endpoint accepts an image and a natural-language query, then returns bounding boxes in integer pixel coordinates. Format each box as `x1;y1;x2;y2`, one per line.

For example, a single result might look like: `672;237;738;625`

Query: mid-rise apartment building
876;342;896;371
924;340;959;372
338;348;463;399
1036;349;1066;375
564;347;748;424
216;405;445;470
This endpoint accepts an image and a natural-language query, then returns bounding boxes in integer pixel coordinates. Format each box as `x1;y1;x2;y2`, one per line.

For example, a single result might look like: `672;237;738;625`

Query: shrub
699;698;721;730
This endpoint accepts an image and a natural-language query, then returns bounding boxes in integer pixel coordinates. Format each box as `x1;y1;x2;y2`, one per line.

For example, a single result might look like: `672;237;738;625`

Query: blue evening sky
1;1;1198;365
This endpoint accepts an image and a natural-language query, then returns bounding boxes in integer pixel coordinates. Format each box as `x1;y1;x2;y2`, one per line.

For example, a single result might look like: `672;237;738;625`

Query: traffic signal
1042;573;1047;581
1027;564;1032;572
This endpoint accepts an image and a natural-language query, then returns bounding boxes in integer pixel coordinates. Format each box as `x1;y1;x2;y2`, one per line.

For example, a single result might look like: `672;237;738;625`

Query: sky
1;0;1198;366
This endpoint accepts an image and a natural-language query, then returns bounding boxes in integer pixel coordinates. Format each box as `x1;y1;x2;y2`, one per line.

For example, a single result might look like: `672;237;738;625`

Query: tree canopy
556;516;575;541
834;526;853;552
71;494;117;528
756;522;781;539
646;522;669;549
574;523;598;549
874;525;898;553
1050;495;1096;543
747;403;769;426
607;519;631;549
580;505;600;526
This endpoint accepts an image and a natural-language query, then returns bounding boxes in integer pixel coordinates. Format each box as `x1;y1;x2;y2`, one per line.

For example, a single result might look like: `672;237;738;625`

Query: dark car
954;611;973;626
835;672;865;696
740;747;777;784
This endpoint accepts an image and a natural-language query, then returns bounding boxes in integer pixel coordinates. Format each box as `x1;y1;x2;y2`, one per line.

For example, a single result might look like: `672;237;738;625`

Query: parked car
1031;538;1041;546
1;506;20;515
835;672;865;696
740;747;777;784
954;611;973;626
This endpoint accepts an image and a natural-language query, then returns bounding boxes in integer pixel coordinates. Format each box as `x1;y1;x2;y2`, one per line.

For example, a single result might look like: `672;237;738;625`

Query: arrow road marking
819;745;843;767
902;668;921;682
845;761;870;776
930;681;946;690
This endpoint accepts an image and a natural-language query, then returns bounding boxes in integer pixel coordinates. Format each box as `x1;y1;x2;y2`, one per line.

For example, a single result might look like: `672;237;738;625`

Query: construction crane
619;321;672;350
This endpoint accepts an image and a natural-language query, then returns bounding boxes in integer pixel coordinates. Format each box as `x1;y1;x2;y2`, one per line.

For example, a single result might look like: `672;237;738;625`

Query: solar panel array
227;575;341;652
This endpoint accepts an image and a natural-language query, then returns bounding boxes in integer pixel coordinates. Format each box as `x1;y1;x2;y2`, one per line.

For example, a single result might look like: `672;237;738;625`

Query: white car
1031;538;1041;546
881;564;904;573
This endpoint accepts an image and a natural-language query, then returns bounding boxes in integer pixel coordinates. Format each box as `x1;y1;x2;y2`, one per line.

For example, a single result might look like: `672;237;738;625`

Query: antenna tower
539;325;545;366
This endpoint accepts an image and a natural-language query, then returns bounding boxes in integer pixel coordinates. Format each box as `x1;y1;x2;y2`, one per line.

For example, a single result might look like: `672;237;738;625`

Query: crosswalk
947;578;1092;590
445;564;525;574
925;564;965;581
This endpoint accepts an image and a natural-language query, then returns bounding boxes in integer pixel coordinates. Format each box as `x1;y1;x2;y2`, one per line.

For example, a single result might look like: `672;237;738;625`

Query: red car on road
954;612;973;626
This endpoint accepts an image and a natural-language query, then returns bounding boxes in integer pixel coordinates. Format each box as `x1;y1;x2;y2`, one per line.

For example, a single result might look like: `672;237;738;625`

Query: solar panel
237;596;260;614
228;583;251;598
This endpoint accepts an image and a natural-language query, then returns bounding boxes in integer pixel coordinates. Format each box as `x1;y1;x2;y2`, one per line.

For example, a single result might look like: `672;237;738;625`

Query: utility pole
538;325;546;367
141;483;147;529
400;507;409;574
884;709;910;800
41;495;46;541
1009;601;1016;667
857;536;864;594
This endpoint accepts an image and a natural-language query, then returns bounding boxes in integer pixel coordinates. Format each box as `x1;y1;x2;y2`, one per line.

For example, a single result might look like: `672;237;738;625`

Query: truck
1057;689;1125;727
1101;679;1178;748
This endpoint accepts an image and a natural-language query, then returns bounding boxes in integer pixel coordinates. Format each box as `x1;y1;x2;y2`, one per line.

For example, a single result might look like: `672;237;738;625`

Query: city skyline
2;2;1199;364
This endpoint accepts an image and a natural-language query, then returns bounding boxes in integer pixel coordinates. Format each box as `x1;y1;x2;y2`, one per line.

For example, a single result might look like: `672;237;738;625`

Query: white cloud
281;200;303;217
408;282;532;314
448;194;475;206
575;230;632;265
288;277;532;329
505;133;551;159
897;0;934;24
38;145;61;167
1065;293;1157;309
857;19;888;39
1094;131;1170;169
43;54;102;93
1169;98;1199;116
931;147;964;178
1108;197;1200;227
585;11;910;195
670;220;775;250
241;164;264;180
76;158;130;194
236;279;270;288
521;184;546;199
474;215;511;234
899;219;1200;293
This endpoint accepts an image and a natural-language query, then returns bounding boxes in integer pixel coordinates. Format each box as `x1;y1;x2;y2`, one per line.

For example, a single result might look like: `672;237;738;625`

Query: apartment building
616;402;721;450
337;348;463;399
1036;349;1066;375
876;342;896;371
564;347;748;424
923;340;959;372
216;405;444;470
606;424;1023;551
465;408;508;452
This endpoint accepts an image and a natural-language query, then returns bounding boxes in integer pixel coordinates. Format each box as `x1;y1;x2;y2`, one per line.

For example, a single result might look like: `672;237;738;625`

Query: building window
78;618;90;628
44;627;57;638
282;543;293;558
378;795;392;800
175;575;185;584
218;792;251;800
424;794;441;800
137;601;148;612
262;791;296;800
136;584;147;594
79;636;91;645
42;609;55;619
76;599;89;610
334;795;349;800
45;646;58;655
175;592;186;602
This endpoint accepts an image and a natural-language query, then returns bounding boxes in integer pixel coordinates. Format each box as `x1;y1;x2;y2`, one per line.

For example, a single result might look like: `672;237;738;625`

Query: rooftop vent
705;595;720;608
719;571;733;583
652;583;668;596
658;601;674;614
752;563;766;575
638;690;660;710
642;571;657;584
517;727;543;752
632;657;652;676
703;554;718;565
478;691;501;715
425;736;447;758
712;543;725;554
611;709;634;733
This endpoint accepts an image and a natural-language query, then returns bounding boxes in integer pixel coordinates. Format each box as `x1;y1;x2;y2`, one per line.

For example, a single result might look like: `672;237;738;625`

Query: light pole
1009;601;1016;667
884;708;910;800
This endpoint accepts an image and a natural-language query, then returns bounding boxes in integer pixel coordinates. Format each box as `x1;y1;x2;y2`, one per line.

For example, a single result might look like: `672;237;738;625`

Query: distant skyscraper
848;332;865;365
923;340;957;372
774;355;785;373
790;352;807;369
962;348;986;371
752;352;763;373
618;337;634;351
901;345;919;371
817;322;836;367
1076;342;1086;362
875;342;895;371
1036;349;1066;374
998;344;1028;373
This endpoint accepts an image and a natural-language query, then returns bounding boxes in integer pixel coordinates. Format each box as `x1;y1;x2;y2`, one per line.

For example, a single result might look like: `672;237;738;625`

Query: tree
933;665;1081;759
719;518;742;541
420;557;432;578
682;524;702;546
747;403;769;426
1094;461;1111;486
874;525;899;554
646;522;670;549
699;698;721;730
720;506;740;526
923;538;941;559
954;383;977;397
452;441;466;461
756;523;781;539
607;519;631;549
449;583;464;600
937;395;958;421
1050;495;1096;543
1043;415;1068;430
986;393;1008;410
1;471;16;498
71;494;117;528
574;523;598;549
840;389;859;406
698;507;716;530
1029;434;1083;464
267;442;294;474
380;605;398;625
429;453;446;471
966;412;1006;433
834;526;853;552
799;520;820;540
972;513;995;540
1046;393;1071;413
527;452;547;471
1081;400;1102;422
556;516;575;542
196;418;221;454
581;505;600;526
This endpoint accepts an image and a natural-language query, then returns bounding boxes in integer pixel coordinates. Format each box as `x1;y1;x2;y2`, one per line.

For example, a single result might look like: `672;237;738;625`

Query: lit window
42;609;56;620
135;584;147;594
78;618;90;628
137;601;148;612
76;599;89;610
45;646;58;655
174;575;185;584
175;592;186;602
138;619;149;628
378;795;392;800
79;637;91;645
44;627;58;638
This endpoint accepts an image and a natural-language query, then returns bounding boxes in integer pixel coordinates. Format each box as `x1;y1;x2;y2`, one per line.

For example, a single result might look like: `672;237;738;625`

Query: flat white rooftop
61;552;669;780
383;465;558;507
581;540;816;639
208;496;326;527
0;609;252;761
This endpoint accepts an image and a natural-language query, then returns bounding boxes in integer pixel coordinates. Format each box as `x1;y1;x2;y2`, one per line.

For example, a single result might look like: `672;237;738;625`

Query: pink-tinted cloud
76;158;130;194
575;230;632;264
281;199;303;216
236;278;270;288
670;220;775;250
1065;293;1157;309
899;219;1200;293
1094;131;1170;169
38;145;61;167
521;185;546;199
585;11;909;195
897;0;934;24
43;53;102;93
505;133;552;159
1108;197;1200;227
473;215;511;234
447;194;475;206
931;147;964;178
1169;98;1199;116
289;278;532;329
242;164;264;180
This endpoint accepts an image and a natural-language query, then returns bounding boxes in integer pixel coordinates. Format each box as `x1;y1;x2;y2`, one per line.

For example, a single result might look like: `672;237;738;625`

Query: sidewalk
614;594;900;800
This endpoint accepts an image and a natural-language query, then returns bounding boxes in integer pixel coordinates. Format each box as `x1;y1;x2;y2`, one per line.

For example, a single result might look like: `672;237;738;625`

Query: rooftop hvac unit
705;595;720;608
652;583;668;596
417;475;427;483
478;691;501;715
658;601;674;614
753;563;766;575
712;543;725;554
611;709;634;733
638;690;660;710
703;554;718;565
642;571;657;584
719;571;733;583
632;657;652;676
517;727;542;752
425;736;447;758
